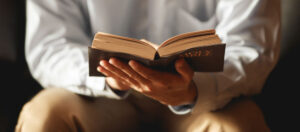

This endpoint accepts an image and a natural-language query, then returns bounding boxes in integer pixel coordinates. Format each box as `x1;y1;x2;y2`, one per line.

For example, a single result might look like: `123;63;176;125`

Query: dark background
0;0;299;132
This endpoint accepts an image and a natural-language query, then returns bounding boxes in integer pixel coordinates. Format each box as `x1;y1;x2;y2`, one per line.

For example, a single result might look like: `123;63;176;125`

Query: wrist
184;80;197;104
173;81;197;106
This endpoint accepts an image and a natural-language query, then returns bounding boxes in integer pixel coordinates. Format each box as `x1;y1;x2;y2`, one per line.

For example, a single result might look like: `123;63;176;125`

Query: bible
89;29;225;76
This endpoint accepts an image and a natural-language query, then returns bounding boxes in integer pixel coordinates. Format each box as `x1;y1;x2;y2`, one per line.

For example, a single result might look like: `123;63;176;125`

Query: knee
186;112;234;132
215;99;270;132
187;99;270;132
23;88;76;114
15;88;78;131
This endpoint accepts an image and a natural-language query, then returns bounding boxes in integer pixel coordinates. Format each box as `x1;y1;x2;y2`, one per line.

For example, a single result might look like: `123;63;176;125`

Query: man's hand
97;58;197;106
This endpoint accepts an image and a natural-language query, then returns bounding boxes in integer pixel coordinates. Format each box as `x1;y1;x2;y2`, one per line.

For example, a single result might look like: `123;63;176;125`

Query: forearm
26;0;124;98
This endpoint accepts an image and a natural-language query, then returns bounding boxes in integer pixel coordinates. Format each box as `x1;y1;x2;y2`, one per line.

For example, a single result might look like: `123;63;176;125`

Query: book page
92;33;157;60
157;34;222;57
95;32;150;46
140;39;159;50
159;29;216;48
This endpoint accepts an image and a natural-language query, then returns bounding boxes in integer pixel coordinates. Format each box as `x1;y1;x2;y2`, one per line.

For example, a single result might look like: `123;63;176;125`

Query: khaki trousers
15;88;270;132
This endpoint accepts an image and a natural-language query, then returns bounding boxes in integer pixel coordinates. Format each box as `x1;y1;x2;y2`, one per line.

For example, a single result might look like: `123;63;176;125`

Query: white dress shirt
26;0;280;114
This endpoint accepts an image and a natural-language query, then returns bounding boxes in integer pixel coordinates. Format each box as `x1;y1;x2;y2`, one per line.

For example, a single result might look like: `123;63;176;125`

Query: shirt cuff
84;76;130;99
168;102;196;115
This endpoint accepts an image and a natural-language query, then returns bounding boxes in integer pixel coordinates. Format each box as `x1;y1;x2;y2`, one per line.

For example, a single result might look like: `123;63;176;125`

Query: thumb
175;59;194;82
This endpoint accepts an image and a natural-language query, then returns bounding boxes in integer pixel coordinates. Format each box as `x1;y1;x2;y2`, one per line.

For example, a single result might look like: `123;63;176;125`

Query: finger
97;65;122;80
109;58;151;85
175;59;194;82
99;60;129;79
99;60;139;86
98;66;137;90
99;65;145;93
128;60;158;81
106;77;131;91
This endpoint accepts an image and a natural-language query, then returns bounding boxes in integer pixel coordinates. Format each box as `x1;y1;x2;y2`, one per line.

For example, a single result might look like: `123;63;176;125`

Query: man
16;0;280;131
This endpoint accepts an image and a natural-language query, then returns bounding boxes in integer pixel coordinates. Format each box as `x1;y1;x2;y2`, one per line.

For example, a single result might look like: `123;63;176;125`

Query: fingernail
129;60;136;65
97;66;101;72
109;58;114;64
100;60;105;66
128;60;134;67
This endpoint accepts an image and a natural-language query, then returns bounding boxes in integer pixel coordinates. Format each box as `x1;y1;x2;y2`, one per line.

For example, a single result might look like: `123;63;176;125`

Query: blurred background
0;0;299;131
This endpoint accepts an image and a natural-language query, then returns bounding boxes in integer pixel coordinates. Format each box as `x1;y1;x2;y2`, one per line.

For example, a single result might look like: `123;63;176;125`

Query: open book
89;29;225;76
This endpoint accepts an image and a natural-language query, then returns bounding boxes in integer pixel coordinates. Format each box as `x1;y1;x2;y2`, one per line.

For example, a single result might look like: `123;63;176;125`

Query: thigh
164;98;270;132
16;88;140;132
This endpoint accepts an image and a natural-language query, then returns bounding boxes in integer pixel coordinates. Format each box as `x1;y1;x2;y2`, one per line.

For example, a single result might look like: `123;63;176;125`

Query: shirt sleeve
190;0;281;114
26;0;124;99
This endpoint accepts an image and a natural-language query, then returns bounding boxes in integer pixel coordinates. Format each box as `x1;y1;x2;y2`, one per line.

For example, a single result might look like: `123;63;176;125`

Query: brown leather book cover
89;44;225;76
